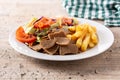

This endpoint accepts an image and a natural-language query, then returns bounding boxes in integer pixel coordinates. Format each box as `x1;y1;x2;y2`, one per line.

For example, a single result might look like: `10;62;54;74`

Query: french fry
81;33;90;51
76;25;83;32
68;26;76;32
92;34;98;44
71;31;82;40
76;38;82;48
91;33;96;40
75;25;88;48
66;34;72;40
88;25;98;44
88;25;93;33
80;25;88;39
88;39;95;48
92;26;97;33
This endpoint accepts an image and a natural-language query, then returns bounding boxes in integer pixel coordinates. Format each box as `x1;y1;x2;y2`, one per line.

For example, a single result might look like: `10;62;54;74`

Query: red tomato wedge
16;26;36;43
34;17;55;30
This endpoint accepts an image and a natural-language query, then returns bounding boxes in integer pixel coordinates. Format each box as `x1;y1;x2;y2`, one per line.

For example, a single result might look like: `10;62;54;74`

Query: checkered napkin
62;0;120;27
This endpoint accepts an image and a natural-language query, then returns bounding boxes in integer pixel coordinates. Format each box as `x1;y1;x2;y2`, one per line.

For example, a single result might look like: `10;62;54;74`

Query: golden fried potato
66;34;72;40
76;38;82;48
92;26;97;33
68;26;76;32
71;31;82;40
80;26;88;39
88;39;95;48
91;34;98;44
76;25;83;31
88;25;98;44
81;33;90;51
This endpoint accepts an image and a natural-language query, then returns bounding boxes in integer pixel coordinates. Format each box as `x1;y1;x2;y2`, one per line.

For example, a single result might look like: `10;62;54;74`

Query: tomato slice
16;27;36;43
34;17;55;30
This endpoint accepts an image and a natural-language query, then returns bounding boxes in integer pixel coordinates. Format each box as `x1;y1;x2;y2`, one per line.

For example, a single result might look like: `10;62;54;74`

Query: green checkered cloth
62;0;120;27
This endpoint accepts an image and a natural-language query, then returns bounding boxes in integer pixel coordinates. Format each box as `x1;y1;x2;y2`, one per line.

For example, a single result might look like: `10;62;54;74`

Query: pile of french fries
67;23;98;51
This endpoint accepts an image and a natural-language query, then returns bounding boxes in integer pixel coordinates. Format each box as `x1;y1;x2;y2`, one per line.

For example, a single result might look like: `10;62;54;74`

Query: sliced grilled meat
48;31;66;39
55;37;70;45
44;44;59;55
29;44;42;51
59;44;78;55
40;38;56;49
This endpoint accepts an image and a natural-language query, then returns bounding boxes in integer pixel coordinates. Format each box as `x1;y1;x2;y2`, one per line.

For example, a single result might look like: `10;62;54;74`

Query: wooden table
0;0;120;80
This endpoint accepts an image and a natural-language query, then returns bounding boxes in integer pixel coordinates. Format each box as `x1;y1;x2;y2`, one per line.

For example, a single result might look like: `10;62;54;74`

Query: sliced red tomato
16;26;36;43
34;17;55;30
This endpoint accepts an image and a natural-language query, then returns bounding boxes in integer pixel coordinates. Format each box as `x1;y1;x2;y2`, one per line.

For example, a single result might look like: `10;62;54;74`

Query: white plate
9;18;114;61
